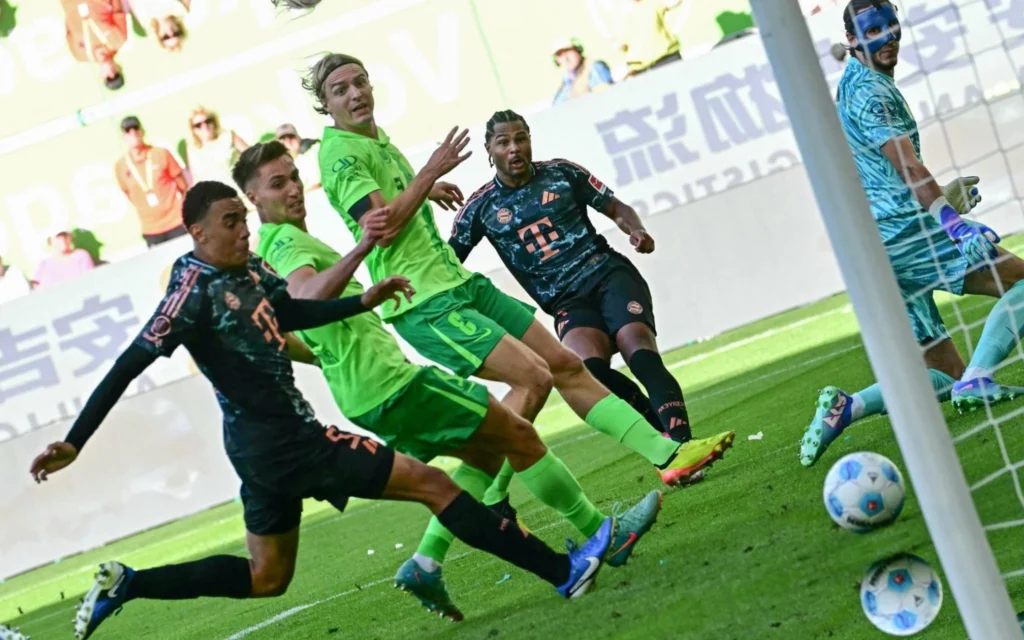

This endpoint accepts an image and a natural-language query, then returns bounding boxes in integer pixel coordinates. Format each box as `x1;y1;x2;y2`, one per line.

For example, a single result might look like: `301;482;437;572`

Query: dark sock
437;492;570;587
583;357;662;432
126;555;252;601
628;349;692;442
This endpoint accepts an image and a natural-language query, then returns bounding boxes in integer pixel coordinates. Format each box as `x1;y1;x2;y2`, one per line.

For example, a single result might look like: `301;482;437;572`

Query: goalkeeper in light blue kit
801;0;1024;466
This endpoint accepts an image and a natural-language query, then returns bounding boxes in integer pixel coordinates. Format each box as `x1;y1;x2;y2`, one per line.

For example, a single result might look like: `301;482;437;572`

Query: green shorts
391;274;536;377
349;366;490;463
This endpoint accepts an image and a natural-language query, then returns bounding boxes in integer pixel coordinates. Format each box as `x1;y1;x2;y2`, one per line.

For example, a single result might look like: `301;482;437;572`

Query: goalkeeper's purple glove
931;197;998;270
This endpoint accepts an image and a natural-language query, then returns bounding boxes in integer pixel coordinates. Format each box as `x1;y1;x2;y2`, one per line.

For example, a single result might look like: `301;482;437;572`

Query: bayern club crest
627;301;643;315
496;208;513;224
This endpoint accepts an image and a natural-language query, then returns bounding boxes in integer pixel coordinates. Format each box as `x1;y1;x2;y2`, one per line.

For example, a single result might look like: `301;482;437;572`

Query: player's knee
417;464;461;512
548;347;585;386
250;562;295;598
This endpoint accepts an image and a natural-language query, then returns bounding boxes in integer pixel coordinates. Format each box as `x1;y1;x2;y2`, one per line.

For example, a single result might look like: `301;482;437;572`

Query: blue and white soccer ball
823;451;905;532
861;553;943;636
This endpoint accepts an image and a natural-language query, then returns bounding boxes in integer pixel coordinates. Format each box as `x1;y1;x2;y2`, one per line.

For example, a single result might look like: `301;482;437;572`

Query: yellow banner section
0;0;753;275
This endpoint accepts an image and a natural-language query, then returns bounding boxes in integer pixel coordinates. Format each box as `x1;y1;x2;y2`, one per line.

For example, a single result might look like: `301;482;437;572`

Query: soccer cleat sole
74;563;119;640
953;389;1020;414
661;432;735;486
393;582;464;622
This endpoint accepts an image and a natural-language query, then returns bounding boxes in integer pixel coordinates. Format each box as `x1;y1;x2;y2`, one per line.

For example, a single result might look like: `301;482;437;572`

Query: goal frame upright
747;1;1019;637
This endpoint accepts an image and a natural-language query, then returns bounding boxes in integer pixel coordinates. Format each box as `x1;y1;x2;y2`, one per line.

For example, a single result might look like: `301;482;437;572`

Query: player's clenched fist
361;276;415;312
30;442;78;483
630;229;655;254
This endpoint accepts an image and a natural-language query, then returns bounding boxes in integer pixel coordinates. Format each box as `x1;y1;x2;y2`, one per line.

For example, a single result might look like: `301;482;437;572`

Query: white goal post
747;1;1020;637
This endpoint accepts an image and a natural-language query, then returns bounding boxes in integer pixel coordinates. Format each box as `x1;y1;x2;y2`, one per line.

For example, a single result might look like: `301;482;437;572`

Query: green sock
585;394;677;466
482;460;515;506
517;450;605;537
415;464;493;564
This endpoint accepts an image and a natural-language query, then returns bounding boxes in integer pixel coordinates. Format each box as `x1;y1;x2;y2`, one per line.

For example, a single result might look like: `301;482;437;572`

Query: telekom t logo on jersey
252;298;286;351
518;217;560;261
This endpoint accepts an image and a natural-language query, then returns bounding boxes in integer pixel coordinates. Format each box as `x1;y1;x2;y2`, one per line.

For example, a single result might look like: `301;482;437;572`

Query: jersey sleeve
133;265;204;358
853;87;916;149
448;197;486;262
554;159;615;212
262;227;318;279
250;255;291;302
321;143;381;219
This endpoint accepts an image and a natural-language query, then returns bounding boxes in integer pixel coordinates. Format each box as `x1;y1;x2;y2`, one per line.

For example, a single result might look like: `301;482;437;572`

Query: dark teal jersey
133;252;320;463
448;159;617;313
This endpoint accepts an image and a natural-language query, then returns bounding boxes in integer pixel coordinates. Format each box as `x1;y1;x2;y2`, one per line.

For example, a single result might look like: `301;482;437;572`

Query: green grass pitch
4;240;1024;639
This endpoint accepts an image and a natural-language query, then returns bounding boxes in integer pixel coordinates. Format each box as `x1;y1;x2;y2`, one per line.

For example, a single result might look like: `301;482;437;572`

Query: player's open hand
630;229;655;253
30;442;78;483
426;127;472;178
362;276;415;312
429;182;464;211
942;176;982;215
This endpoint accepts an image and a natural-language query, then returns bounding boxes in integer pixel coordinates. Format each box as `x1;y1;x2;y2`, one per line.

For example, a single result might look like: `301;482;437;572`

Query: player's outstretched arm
602;198;654;253
369;127;471;245
29;344;157;482
274;276;415;332
285;210;385;301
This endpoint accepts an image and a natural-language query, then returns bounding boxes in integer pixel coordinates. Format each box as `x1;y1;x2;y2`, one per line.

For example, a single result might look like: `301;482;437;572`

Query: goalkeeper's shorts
883;219;968;345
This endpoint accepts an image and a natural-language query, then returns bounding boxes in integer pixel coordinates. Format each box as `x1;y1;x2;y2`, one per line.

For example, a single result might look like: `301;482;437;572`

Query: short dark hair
120;115;141;131
105;72;125;91
302;53;367;116
485;110;530;146
844;0;888;35
232;141;291;191
182;181;238;227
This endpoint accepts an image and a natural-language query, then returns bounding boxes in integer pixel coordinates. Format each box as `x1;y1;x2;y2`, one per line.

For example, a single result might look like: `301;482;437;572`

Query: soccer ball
823;451;905;532
861;553;942;635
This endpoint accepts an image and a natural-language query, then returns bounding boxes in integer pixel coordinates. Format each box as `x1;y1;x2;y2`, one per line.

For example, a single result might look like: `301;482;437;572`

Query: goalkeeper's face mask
848;3;901;56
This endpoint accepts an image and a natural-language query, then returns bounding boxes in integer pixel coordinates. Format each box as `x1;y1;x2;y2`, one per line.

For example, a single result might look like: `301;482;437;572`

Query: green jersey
319;126;471;321
255;222;418;418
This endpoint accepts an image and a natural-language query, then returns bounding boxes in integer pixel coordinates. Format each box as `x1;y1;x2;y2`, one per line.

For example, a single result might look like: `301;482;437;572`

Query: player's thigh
354;366;493;466
465;274;538;341
391;290;510;378
476;332;552;389
598;263;658;360
517;320;588;380
554;296;614;361
381;451;461;512
562;326;615;362
962;247;1024;298
922;338;966;379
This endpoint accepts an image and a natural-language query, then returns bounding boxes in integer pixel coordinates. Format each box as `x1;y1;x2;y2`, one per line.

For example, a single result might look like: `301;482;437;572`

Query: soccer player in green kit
305;53;727;492
236;141;663;621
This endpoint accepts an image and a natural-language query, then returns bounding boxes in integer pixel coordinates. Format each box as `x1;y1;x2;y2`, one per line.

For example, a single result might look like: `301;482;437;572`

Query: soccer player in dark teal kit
28;181;618;640
450;110;730;455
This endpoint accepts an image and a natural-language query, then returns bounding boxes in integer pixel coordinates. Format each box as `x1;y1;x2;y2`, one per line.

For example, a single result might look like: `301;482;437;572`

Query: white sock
962;366;994;382
412;553;441;573
850;393;866;421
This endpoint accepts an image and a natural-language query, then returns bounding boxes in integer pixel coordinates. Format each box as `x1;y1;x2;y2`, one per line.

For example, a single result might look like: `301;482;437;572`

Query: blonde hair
152;15;188;52
188;106;221;148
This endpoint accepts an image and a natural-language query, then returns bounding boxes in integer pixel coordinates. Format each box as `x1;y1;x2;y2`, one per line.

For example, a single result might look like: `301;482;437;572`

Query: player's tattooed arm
285;209;387;301
603;198;654;254
30;344;157;482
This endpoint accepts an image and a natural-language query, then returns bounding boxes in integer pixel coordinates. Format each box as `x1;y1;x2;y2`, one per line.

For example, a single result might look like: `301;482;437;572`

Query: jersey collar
323;125;391;147
492;163;536;191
